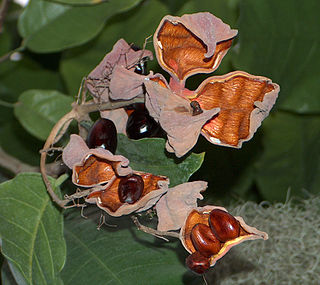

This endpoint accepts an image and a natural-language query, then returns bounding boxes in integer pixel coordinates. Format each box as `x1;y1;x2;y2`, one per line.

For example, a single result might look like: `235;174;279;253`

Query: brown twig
40;96;144;208
131;216;180;242
0;146;39;174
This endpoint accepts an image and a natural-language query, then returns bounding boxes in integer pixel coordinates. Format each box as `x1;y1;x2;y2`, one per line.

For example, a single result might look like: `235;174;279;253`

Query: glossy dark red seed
118;174;144;204
209;209;240;242
185;251;210;275
87;118;117;154
191;224;221;257
126;109;160;139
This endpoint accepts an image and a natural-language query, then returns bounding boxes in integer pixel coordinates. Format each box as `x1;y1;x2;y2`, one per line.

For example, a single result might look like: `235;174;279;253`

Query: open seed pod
190;71;280;148
154;12;238;84
62;134;132;187
144;79;219;157
86;38;153;102
180;206;268;271
85;172;169;217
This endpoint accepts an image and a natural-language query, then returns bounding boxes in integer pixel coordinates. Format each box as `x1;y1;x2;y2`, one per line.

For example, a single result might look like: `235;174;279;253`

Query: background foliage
0;0;319;284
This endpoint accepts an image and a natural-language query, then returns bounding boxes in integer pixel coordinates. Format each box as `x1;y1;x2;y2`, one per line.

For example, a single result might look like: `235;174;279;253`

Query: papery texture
86;39;153;102
100;108;128;135
62;134;90;169
145;79;219;157
191;71;280;147
154;13;238;82
180;206;268;267
156;181;207;231
62;134;132;187
86;172;169;216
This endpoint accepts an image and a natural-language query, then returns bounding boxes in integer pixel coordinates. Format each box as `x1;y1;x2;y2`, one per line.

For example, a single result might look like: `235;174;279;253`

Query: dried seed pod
180;206;268;269
185;251;210;275
190;224;221;257
209;209;240;242
62;134;132;188
118;174;144;204
86;172;169;217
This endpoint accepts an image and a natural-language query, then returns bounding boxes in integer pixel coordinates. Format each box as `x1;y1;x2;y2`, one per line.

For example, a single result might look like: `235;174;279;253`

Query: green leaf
14;90;73;140
61;209;201;285
0;120;43;166
116;135;204;187
60;0;169;94
0;173;66;285
234;0;320;114
18;0;142;53
255;112;320;201
48;0;107;5
0;56;64;102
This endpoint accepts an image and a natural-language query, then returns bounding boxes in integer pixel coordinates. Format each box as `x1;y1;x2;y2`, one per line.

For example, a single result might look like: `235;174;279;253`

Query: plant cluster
1;0;318;284
40;11;278;277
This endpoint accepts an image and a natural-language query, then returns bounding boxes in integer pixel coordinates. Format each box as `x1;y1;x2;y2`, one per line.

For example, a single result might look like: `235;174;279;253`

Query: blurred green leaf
117;135;204;187
60;0;168;94
0;173;66;285
61;209;201;285
48;0;107;5
234;0;320;114
14;90;73;140
18;0;142;53
0;120;42;166
0;56;64;101
255;112;320;201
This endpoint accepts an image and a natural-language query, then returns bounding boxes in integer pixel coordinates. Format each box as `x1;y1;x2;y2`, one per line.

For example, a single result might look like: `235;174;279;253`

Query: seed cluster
186;209;240;274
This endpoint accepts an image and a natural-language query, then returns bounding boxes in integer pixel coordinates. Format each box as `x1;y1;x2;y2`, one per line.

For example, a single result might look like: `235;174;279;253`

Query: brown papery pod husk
156;181;207;231
190;71;280;148
145;79;219;157
85;172;169;217
180;206;268;268
62;134;132;187
86;38;153;102
100;108;128;135
153;12;238;83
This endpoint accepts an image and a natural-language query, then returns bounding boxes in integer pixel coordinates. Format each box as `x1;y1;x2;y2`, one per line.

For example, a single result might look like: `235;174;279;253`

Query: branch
40;96;144;208
0;146;39;174
131;216;180;242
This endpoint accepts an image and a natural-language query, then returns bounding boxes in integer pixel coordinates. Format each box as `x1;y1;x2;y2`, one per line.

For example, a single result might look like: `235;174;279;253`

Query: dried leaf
156;181;207;231
154;12;238;82
86;172;169;216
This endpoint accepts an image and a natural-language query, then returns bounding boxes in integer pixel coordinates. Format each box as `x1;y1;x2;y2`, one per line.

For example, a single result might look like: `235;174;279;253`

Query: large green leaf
0;56;64;102
18;0;142;53
14;90;73;141
117;135;204;187
255;112;320;201
61;209;201;285
234;0;320;114
48;0;106;5
60;0;168;95
0;173;66;284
